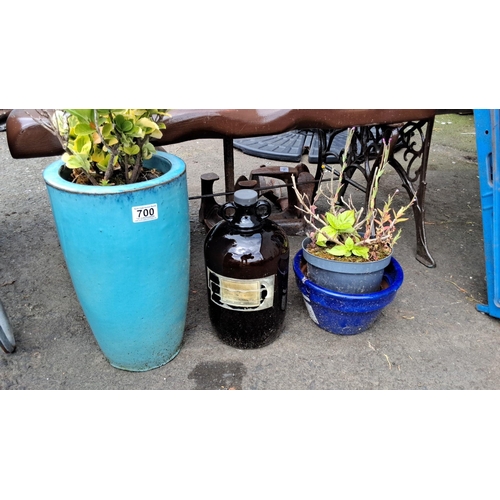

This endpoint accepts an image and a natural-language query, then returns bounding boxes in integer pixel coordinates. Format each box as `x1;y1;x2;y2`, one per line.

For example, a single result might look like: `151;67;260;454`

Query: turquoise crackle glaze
43;151;190;371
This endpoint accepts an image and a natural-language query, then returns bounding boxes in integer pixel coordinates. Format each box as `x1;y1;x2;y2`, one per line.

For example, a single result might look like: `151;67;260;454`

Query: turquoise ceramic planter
43;151;190;371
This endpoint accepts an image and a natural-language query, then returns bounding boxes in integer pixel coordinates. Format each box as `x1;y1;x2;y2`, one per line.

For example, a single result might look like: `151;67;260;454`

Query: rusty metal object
198;164;316;235
250;163;315;219
199;173;221;227
235;177;258;190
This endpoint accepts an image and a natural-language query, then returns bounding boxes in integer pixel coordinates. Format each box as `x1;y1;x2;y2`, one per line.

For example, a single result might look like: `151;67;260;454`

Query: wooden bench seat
7;108;435;157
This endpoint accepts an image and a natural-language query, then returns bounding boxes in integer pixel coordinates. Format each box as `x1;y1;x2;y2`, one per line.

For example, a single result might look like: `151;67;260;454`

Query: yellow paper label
220;279;261;307
207;268;275;311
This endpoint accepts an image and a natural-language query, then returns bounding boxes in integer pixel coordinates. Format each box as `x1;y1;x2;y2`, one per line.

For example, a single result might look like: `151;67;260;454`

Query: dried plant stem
291;125;415;260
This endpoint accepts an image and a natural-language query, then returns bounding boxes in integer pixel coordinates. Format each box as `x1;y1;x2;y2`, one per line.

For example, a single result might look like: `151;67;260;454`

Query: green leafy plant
292;127;415;262
31;109;169;185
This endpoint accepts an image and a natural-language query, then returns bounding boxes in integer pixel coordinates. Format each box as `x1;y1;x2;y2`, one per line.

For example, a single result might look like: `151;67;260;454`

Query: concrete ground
1;112;498;390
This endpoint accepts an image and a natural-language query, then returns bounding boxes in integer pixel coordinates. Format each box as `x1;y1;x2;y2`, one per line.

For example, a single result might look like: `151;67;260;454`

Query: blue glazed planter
294;250;404;335
43;151;190;371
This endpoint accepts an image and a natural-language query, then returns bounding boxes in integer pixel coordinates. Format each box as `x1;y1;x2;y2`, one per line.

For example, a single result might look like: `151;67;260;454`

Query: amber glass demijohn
204;189;289;349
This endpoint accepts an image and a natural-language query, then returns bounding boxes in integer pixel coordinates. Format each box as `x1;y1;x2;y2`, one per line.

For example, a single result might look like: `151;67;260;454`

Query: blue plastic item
233;131;308;162
43;151;190;371
474;109;500;318
293;250;404;335
233;130;349;164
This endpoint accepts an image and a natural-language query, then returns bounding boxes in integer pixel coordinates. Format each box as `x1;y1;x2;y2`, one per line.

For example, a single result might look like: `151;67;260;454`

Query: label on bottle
207;268;275;311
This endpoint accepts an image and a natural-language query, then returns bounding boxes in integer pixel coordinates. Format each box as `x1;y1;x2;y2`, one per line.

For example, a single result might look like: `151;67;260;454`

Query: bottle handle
220;199;271;223
255;200;271;220
221;202;237;222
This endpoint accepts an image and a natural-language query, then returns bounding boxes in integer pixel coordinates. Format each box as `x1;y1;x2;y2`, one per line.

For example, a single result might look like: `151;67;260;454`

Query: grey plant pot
302;238;392;294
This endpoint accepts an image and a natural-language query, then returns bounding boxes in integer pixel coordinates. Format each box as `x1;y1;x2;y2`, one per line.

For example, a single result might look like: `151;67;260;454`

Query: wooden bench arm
6;109;436;159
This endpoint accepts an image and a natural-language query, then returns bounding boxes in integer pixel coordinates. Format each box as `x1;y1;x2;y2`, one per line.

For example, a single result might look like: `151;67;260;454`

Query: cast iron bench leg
223;138;235;202
322;121;436;268
387;119;436;268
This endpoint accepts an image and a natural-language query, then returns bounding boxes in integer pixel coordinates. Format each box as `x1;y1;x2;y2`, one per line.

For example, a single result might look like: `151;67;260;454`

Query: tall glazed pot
43;151;190;371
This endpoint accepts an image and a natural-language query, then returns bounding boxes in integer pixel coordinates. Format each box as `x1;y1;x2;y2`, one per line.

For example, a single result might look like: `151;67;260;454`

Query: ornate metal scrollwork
391;119;433;184
315;118;436;267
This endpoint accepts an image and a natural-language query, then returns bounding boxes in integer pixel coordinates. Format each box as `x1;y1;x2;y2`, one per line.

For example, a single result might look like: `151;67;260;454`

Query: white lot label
302;295;318;324
132;203;158;223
